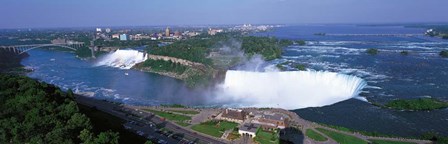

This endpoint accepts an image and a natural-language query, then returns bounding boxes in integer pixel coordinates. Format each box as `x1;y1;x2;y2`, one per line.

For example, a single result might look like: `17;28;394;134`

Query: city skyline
1;0;448;29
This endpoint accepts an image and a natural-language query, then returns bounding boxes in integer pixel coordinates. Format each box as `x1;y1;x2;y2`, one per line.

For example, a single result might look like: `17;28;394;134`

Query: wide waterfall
95;49;147;69
217;70;367;109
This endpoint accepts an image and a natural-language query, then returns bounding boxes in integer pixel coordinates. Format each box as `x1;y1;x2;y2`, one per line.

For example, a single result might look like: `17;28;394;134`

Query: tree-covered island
382;98;448;111
133;33;300;87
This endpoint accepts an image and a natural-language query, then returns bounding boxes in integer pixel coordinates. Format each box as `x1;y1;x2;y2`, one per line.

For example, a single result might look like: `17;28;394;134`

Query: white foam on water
216;70;367;109
286;46;366;55
95;49;147;69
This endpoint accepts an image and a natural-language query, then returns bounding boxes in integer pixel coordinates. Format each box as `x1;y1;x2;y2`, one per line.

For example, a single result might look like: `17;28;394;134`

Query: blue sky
1;0;447;28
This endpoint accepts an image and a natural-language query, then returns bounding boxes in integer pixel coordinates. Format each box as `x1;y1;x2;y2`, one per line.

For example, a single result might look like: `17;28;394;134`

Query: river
22;25;448;137
253;25;448;137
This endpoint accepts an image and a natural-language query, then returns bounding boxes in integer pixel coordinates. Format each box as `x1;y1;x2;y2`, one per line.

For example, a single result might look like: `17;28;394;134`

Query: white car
158;140;167;144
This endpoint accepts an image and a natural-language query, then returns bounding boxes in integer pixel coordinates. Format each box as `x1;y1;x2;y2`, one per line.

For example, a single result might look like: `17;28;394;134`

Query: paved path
230;135;254;144
75;96;180;143
191;109;220;125
221;129;232;139
129;106;228;144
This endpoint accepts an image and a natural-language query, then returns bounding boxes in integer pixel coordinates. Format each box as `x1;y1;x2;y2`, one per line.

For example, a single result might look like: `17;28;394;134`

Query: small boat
50;58;56;61
124;73;129;76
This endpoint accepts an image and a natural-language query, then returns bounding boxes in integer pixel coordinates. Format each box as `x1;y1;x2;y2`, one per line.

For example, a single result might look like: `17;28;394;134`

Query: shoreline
74;93;432;144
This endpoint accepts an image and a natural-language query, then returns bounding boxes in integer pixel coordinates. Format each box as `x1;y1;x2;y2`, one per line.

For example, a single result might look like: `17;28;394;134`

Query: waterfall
95;49;147;69
217;70;367;109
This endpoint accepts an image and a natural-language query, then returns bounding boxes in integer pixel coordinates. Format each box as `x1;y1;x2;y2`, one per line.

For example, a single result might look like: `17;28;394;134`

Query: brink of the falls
95;49;147;69
216;70;367;109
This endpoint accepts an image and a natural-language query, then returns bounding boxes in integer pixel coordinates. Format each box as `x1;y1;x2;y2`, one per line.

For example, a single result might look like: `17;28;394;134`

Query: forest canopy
0;74;119;144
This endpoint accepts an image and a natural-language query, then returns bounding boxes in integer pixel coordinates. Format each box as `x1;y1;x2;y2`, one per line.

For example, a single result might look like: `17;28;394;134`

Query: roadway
75;95;226;144
135;109;228;144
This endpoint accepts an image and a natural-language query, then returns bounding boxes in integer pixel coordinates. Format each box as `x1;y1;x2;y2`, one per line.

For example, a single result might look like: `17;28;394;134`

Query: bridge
0;42;85;55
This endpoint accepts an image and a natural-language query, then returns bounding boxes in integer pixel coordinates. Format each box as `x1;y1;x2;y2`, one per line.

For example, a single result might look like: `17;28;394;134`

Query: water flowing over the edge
92;49;367;109
95;49;147;69
216;70;367;109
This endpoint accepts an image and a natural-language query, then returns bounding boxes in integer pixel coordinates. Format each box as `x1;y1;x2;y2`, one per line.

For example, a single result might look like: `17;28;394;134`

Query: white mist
217;70;367;109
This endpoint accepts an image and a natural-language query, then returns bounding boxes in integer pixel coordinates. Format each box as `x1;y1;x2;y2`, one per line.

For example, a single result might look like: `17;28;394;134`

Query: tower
165;27;170;37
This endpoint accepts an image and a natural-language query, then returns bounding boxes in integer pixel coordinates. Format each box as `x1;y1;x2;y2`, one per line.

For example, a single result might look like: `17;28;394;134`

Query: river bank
0;49;29;72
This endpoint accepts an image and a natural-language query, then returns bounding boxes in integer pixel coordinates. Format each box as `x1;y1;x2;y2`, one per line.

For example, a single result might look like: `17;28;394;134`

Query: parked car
155;130;162;134
123;125;131;129
136;131;144;136
157;139;168;144
146;135;154;139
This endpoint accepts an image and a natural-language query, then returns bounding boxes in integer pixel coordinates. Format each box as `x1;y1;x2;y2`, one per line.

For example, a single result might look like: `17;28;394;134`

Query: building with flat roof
208;28;223;35
119;34;127;41
238;123;260;138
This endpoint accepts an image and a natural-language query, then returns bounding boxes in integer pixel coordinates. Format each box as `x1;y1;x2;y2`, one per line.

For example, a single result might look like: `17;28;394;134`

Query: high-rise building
119;34;127;41
96;28;102;32
165;27;170;37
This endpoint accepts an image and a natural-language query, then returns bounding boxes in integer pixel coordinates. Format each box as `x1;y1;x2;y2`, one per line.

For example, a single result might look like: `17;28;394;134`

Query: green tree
400;51;409;56
0;74;119;143
366;48;379;55
93;131;119;144
145;141;154;144
440;50;448;58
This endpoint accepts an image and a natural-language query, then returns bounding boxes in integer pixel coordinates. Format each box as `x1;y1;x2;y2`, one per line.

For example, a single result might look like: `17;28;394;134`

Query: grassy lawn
143;109;191;122
167;110;200;115
227;130;241;140
319;123;405;138
255;129;279;144
316;128;368;144
319;123;354;133
306;129;328;142
369;139;416;144
191;121;238;138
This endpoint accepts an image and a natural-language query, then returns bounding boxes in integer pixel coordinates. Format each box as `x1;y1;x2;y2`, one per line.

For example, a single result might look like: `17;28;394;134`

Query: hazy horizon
1;0;448;29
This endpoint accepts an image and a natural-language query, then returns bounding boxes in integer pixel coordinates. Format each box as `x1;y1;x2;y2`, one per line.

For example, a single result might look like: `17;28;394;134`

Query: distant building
220;109;246;123
187;31;200;37
174;31;181;37
96;28;102;32
51;38;66;44
133;34;142;40
165;27;170;37
208;28;223;35
112;34;120;39
119;34;127;41
105;28;111;33
238;123;260;138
